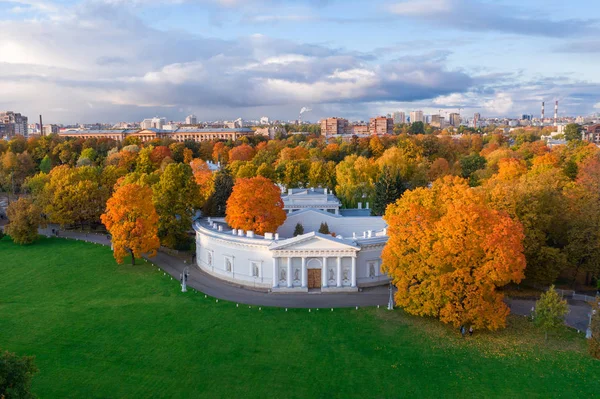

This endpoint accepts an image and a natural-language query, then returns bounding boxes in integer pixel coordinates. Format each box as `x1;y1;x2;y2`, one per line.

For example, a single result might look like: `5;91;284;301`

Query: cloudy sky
0;0;599;124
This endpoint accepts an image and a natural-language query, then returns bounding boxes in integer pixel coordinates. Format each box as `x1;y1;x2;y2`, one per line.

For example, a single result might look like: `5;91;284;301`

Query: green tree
318;222;330;234
39;155;52;174
152;163;198;249
372;167;405;216
409;121;425;135
534;286;569;341
564;123;582;142
0;349;38;399
460;153;487;185
203;170;234;217
5;198;43;245
293;223;304;237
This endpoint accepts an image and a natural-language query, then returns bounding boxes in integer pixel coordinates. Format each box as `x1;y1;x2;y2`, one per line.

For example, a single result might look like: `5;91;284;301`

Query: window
368;261;378;278
224;256;233;273
207;250;213;266
250;261;261;278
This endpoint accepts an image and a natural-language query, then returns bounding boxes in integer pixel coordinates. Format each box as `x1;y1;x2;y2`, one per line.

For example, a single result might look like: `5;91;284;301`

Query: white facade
186;114;198;125
282;188;341;214
410;110;424;124
195;192;390;293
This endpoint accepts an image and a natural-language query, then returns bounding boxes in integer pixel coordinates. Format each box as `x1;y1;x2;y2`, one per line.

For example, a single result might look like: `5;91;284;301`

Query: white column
287;257;293;288
272;257;278;288
301;257;307;288
336;256;342;287
351;256;357;288
322;257;328;288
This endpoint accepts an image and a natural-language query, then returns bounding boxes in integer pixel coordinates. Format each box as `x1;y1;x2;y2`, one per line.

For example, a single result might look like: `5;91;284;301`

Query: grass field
1;236;599;398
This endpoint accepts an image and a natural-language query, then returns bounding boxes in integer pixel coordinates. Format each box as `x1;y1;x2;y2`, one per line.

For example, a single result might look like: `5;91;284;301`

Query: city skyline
1;0;599;124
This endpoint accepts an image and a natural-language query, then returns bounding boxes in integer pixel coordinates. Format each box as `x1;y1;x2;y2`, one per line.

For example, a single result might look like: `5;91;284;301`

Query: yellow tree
225;176;286;235
335;155;378;207
5;198;43;245
382;176;526;330
101;183;159;265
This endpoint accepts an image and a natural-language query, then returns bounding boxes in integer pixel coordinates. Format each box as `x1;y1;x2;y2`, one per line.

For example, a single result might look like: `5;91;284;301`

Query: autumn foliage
101;183;160;265
382;176;526;330
225;176;286;235
5;197;43;245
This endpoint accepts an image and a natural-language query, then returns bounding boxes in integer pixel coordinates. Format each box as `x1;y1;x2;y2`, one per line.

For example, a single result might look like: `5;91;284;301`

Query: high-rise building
260;116;270;125
449;113;461;127
320;117;350;136
0;111;28;137
185;114;198;125
42;125;60;135
369;116;394;135
409;110;424;124
431;115;445;128
141;117;166;130
392;111;406;124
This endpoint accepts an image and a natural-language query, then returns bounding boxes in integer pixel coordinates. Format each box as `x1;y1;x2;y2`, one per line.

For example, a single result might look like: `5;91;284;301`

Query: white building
195;188;389;292
140;117;166;130
392;111;405;124
260;116;270;125
409;110;424;124
186;114;198;125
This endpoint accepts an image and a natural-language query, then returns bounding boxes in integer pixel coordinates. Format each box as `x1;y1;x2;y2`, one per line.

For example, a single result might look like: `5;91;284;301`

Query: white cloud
484;93;514;115
388;0;450;16
594;102;600;110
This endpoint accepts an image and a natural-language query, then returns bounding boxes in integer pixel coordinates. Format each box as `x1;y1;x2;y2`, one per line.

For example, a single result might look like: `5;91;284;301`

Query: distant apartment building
0;111;28;137
431;115;445;128
351;124;369;135
320;117;350;136
409;111;424;124
392;111;406;124
140;117;166;130
185;114;198;125
260;116;270;125
42;124;60;135
449;113;461;127
369;116;394;135
582;124;600;144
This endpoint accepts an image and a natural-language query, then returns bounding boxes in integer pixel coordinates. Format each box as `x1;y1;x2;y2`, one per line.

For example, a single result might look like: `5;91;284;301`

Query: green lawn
1;237;599;398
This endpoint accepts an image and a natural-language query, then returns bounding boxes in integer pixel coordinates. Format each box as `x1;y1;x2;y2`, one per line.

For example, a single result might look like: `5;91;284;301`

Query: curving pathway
37;226;593;330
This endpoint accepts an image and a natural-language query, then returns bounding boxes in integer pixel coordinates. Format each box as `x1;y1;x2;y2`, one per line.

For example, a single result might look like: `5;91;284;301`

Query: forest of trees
1;125;599;291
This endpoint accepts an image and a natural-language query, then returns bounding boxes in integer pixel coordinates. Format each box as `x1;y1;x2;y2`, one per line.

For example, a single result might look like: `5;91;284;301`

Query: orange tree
190;158;214;207
101;183;160;265
225;176;286;235
382;176;526;331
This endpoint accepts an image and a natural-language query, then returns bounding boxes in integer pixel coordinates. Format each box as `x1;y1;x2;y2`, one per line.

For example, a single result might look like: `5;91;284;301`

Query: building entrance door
307;269;321;289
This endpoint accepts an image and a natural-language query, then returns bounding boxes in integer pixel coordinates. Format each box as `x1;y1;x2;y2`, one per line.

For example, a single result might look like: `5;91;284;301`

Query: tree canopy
101;183;160;265
225;176;286;235
382;176;526;330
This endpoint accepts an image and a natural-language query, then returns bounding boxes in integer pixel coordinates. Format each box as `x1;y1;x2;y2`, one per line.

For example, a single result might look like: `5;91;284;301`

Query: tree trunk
129;249;135;265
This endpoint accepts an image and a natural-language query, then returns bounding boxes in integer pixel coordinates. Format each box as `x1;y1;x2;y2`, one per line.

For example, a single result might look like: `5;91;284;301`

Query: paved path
38;226;593;329
39;226;391;309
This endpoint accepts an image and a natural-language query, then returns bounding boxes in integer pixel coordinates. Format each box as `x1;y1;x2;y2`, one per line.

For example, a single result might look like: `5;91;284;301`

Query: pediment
270;232;359;251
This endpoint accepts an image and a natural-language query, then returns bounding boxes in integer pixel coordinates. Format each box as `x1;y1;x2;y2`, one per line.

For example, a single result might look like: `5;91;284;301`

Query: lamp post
180;267;190;293
387;282;394;310
587;307;596;339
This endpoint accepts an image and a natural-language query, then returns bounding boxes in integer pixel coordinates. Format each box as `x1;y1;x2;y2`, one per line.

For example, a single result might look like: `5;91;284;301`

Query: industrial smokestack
39;115;43;136
541;101;545;123
554;101;558;127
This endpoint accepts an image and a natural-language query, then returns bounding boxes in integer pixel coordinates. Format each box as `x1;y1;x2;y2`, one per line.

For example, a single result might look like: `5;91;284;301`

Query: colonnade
271;255;356;289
